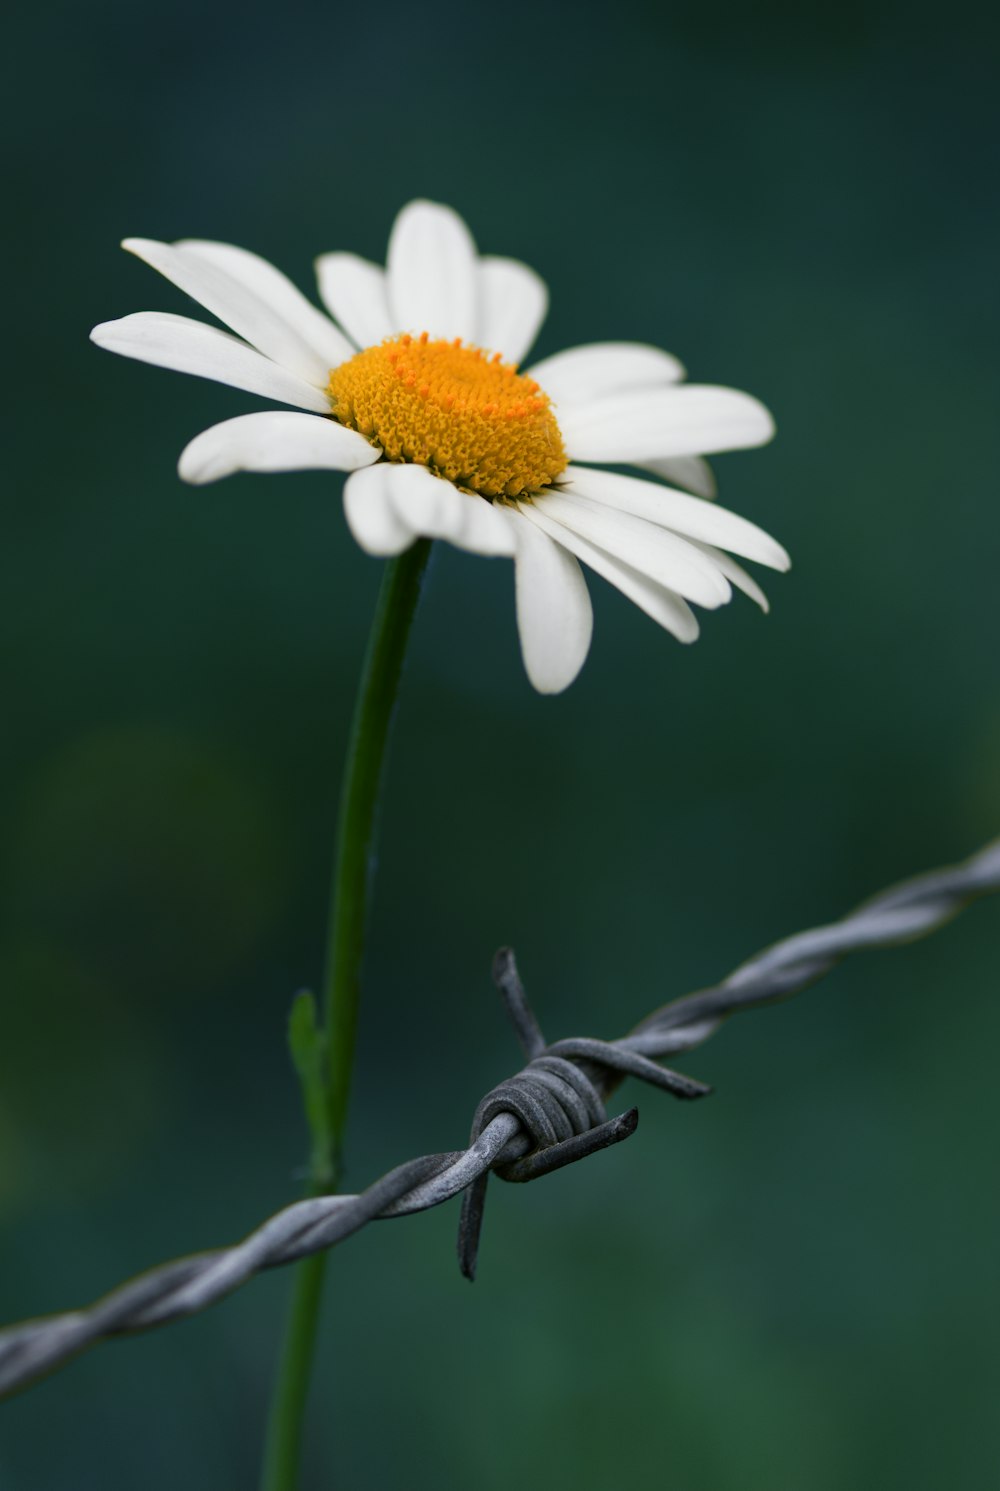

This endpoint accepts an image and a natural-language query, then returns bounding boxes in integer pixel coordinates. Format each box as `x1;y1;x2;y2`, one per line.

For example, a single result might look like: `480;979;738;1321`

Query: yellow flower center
328;333;566;499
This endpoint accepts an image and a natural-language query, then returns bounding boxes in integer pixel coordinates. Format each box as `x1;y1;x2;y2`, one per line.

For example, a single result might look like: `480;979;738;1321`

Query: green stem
259;1256;327;1491
260;539;432;1491
321;537;433;1178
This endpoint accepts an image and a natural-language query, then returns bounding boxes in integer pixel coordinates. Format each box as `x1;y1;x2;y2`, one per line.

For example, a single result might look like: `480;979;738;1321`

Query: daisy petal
505;508;594;693
387;200;478;341
478;257;548;365
314;253;395;349
527;342;685;406
517;501;699;643
638;455;717;500
89;312;331;411
689;542;771;612
559;384;776;462
177;238;354;374
532;490;731;609
384;463;516;557
122;238;344;387
178;412;379;485
343;464;418;556
563;465;790;571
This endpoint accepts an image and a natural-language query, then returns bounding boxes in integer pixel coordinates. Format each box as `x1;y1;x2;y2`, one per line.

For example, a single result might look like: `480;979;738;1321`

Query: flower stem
320;537;432;1181
260;538;432;1491
259;1255;327;1491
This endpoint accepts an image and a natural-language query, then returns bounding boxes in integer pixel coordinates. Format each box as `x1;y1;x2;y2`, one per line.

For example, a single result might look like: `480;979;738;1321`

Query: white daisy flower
91;199;789;693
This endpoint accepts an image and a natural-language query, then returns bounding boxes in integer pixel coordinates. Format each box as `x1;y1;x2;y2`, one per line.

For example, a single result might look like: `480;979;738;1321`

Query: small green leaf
288;988;323;1076
288;990;332;1186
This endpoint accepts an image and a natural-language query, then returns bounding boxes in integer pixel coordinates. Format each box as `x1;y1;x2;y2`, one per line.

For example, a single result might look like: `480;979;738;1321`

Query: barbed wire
2;836;998;1400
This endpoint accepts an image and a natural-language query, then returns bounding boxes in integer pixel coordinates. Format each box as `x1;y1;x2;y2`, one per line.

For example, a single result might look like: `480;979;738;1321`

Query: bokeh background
2;1;999;1486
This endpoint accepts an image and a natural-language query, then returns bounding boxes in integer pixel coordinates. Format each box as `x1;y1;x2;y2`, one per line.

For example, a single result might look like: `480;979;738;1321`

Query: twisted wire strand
1;836;997;1399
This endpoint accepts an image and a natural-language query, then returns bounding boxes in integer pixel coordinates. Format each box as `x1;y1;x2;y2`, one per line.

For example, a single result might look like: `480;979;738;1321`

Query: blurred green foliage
1;0;998;1486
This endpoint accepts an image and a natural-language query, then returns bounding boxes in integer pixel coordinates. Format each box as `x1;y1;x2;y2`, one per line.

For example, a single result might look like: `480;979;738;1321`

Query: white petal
559;385;776;462
527;342;685;406
177;238;354;374
689;542;771;612
532;490;731;609
638;455;717;500
387;200;478;341
562;465;790;571
178;412;379;485
383;463;516;557
342;465;418;556
505;509;593;693
517;501;699;643
90;312;331;411
122;238;345;387
314;253;394;349
477;257;548;365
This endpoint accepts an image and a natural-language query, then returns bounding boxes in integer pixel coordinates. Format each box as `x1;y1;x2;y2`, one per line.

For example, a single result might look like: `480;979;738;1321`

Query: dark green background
2;1;998;1486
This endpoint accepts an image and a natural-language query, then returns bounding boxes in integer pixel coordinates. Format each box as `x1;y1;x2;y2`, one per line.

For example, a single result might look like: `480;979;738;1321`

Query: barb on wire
456;957;713;1281
1;836;997;1400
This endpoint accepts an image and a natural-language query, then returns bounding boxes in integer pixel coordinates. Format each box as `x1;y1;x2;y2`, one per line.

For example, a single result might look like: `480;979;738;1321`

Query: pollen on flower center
328;333;567;499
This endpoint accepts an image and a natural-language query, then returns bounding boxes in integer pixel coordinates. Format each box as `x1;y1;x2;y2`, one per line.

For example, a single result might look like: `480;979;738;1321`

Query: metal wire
1;835;997;1399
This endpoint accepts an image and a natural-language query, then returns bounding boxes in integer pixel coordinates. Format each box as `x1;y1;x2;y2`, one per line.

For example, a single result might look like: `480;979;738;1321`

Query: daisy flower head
91;200;789;693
